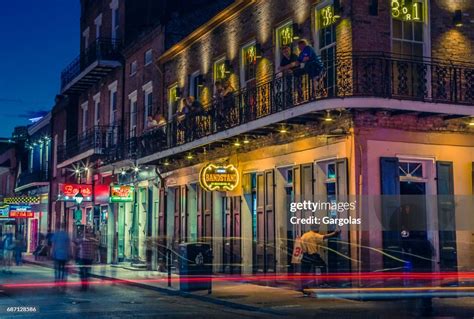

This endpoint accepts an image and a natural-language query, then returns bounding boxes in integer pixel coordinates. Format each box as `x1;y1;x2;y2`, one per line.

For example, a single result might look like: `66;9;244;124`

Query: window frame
240;41;257;88
144;49;153;66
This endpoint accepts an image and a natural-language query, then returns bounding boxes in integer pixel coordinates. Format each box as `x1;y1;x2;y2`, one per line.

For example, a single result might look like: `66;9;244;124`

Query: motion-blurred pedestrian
51;224;71;284
75;227;98;291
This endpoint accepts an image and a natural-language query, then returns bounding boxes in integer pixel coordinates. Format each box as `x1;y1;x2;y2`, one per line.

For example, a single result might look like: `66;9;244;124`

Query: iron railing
16;170;49;188
57;126;120;164
60;38;122;91
114;52;474;161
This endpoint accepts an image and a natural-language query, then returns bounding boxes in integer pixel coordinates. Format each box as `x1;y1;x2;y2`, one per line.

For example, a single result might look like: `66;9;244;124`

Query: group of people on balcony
279;40;325;101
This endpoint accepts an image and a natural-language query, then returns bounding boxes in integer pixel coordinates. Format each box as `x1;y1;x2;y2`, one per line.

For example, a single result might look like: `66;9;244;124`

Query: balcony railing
16;170;49;189
58;126;120;164
114;52;474;162
60;38;122;93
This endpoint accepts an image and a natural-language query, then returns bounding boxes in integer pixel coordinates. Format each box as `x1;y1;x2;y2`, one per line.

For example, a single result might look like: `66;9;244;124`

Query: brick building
47;0;474;279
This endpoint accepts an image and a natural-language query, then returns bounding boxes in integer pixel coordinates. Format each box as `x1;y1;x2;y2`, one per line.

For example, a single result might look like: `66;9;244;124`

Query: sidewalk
22;255;345;314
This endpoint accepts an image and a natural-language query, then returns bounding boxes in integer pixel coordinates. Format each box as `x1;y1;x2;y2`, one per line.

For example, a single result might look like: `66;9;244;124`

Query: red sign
94;184;110;204
9;205;34;219
58;184;93;202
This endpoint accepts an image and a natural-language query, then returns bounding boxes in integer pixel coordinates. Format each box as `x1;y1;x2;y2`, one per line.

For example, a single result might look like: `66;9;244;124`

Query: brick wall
431;0;474;62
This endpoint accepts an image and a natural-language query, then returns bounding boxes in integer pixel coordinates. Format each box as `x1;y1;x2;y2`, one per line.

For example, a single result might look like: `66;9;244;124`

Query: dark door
197;185;203;241
173;188;181;250
203;190;212;242
255;173;265;273
264;169;276;273
181;185;187;242
222;196;242;274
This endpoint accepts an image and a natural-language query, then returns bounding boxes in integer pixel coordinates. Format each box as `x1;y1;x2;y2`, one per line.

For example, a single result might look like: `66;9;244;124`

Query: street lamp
75;192;84;205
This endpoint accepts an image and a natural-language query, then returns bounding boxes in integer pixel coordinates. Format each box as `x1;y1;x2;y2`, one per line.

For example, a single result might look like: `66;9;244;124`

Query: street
0;265;272;319
2;264;474;318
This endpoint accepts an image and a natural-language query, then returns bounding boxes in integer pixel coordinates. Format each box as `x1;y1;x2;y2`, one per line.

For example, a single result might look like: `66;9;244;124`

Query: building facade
47;0;474;278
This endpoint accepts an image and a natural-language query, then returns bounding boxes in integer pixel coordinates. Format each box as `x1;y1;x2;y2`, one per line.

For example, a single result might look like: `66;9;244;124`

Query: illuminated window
168;84;180;119
275;22;295;70
214;58;227;83
392;0;425;57
318;5;337;28
316;3;337;96
241;43;257;84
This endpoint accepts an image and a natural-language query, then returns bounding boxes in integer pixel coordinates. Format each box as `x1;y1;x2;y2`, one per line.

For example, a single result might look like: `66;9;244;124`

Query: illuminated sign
110;185;135;202
278;25;293;46
0;205;10;218
3;196;40;205
318;5;337;28
391;0;423;22
58;184;93;202
9;205;34;218
199;164;239;192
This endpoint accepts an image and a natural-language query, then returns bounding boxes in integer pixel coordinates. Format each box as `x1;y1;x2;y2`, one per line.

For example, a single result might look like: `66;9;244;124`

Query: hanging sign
58;184;93;202
3;196;40;205
110;185;135;202
9;205;34;218
0;205;10;218
199;163;239;192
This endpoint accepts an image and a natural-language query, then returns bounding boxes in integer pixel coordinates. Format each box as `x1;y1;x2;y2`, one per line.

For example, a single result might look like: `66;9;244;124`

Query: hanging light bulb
243;136;250;144
186;153;194;160
324;111;333;122
234;140;241;147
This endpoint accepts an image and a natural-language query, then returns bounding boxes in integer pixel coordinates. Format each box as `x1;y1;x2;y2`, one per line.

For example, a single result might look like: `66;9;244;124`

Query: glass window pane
413;43;423;58
402;42;412;56
414;22;423;41
393;19;402;39
392;40;402;56
402;21;413;40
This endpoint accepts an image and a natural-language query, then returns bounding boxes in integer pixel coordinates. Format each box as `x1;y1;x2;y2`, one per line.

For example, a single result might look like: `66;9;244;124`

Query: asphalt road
0;265;272;319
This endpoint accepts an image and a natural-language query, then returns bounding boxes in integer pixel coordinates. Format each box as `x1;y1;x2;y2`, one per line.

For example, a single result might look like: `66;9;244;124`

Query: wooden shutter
181;185;187;242
203;190;213;242
255;172;265;273
173;188;181;245
264;169;276;273
380;157;401;268
196;185;203;241
158;188;166;263
232;196;242;274
301;163;314;233
436;161;457;270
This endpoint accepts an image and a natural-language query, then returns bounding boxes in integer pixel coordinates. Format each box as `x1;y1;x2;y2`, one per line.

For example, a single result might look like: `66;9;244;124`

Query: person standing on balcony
297;40;324;100
279;45;299;109
221;80;235;128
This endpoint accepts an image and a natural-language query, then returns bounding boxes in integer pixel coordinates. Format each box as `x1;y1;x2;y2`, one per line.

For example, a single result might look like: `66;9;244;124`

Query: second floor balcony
116;52;474;165
57;125;120;167
15;170;49;192
60;38;122;95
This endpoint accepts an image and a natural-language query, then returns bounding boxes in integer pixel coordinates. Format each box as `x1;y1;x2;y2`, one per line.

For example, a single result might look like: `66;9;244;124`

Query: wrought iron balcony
15;170;49;190
119;52;474;162
60;38;122;94
57;126;120;166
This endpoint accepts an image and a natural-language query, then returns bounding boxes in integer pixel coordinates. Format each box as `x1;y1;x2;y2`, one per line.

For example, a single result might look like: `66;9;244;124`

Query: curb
23;259;284;316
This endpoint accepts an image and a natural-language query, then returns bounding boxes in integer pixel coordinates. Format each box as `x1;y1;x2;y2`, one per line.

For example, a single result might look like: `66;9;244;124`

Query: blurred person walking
1;230;15;273
51;225;71;284
14;233;25;266
75;227;98;291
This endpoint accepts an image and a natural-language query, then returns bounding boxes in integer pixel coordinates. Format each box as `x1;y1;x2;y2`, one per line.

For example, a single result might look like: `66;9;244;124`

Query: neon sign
3;196;40;205
58;183;93;202
0;205;10;218
9;205;34;218
110;185;135;202
199;164;239;192
319;5;337;28
392;0;423;22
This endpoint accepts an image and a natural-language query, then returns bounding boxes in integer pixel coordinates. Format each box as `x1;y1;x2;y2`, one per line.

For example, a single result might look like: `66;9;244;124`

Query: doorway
222;196;242;274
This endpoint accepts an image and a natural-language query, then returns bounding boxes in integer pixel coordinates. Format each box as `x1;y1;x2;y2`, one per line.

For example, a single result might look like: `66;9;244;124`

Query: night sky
0;0;80;137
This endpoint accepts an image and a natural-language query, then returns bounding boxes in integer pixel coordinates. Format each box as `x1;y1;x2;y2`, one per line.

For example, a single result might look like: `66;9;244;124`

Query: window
241;42;257;85
130;60;137;76
95;14;102;39
128;91;138;137
214;58;227;84
316;3;337;95
110;0;119;39
81;102;89;134
142;81;153;126
391;1;425;58
108;81;118;125
93;93;100;126
82;27;90;49
399;161;424;179
168;84;179;119
275;21;294;70
189;71;203;101
145;49;153;66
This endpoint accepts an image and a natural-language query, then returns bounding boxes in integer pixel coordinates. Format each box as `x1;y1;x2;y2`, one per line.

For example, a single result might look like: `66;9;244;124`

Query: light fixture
186;153;194;160
224;59;233;74
134;166;139;172
121;170;126;176
163;160;170;166
84;167;89;172
324;111;333;122
279;125;288;133
75;169;80;174
292;23;301;40
453;10;463;27
234;140;241;147
469;118;474;126
75;192;84;205
243;136;250;144
333;0;343;19
255;43;264;59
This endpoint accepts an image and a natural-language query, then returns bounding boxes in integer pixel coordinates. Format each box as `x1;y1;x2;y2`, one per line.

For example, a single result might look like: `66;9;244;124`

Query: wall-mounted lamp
453;10;463;27
175;87;182;98
255;43;264;59
197;74;206;87
333;0;343;19
224;59;233;74
292;23;301;40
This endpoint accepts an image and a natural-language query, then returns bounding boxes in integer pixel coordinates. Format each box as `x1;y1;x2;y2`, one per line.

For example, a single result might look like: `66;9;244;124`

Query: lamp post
74;192;84;227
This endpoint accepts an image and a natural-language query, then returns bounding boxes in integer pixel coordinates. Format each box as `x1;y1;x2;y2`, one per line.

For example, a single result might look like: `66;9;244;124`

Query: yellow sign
392;0;423;22
199;164;239;192
4;196;40;205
